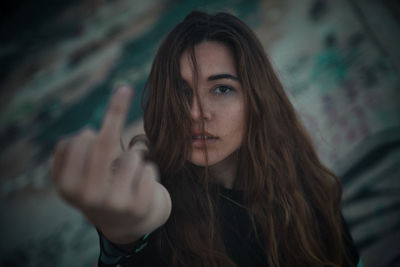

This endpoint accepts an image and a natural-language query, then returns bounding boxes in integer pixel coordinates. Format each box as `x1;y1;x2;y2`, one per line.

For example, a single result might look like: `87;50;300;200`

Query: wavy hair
137;11;349;267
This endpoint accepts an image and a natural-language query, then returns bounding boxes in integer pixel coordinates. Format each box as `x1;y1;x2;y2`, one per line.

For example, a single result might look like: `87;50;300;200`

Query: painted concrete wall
0;0;399;266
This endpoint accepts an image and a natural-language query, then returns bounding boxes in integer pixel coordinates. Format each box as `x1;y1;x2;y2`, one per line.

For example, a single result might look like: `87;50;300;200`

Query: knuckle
78;189;102;209
128;149;145;163
110;101;127;116
80;127;96;139
104;194;129;213
132;151;144;163
117;150;142;172
143;162;159;178
56;181;81;204
94;136;113;151
111;157;121;174
81;197;101;211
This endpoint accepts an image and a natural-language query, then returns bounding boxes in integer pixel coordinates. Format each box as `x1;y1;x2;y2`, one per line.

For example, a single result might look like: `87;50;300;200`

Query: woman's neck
209;151;238;189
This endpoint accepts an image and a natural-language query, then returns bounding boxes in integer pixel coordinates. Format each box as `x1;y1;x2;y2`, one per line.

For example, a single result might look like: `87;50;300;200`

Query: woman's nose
190;96;211;121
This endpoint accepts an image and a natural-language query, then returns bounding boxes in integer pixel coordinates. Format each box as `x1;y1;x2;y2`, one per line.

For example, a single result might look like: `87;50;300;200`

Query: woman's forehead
179;41;237;82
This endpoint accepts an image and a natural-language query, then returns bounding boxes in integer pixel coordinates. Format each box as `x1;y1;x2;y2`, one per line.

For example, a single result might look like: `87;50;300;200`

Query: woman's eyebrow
207;73;239;81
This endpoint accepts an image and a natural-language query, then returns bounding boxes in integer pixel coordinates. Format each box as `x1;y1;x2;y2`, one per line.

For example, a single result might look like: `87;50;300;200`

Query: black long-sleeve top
97;186;361;267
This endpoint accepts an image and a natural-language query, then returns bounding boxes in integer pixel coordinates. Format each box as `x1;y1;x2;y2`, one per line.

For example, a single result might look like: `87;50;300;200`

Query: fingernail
118;85;131;95
113;85;131;96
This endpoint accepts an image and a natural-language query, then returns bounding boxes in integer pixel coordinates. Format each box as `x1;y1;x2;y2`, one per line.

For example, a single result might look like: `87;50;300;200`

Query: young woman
52;11;361;267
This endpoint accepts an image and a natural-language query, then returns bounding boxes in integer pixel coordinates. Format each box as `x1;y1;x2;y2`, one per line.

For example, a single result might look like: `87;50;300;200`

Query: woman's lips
191;134;218;148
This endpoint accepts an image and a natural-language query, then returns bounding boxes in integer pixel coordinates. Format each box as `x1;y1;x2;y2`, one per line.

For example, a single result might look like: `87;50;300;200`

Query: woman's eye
184;88;193;104
214;85;232;94
185;88;192;98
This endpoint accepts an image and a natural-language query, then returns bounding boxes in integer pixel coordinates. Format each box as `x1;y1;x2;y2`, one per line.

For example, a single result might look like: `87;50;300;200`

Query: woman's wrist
98;229;150;253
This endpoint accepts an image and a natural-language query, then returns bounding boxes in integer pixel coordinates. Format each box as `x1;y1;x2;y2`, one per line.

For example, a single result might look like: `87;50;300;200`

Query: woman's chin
188;158;209;167
188;151;236;167
188;155;217;167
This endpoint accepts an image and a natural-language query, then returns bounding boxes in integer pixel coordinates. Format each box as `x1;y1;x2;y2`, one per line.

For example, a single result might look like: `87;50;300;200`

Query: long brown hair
139;11;349;267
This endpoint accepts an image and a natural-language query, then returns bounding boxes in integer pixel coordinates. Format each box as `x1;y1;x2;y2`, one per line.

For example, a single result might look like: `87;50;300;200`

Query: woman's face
180;41;246;167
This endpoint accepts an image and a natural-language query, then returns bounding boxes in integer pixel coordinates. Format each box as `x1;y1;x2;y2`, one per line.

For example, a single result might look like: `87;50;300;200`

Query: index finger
99;85;133;145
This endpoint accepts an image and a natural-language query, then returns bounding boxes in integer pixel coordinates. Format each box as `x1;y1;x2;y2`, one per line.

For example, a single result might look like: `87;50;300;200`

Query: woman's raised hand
51;86;171;244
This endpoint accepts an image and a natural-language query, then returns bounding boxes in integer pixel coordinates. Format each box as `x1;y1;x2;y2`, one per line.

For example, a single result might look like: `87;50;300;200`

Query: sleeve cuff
97;229;150;265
